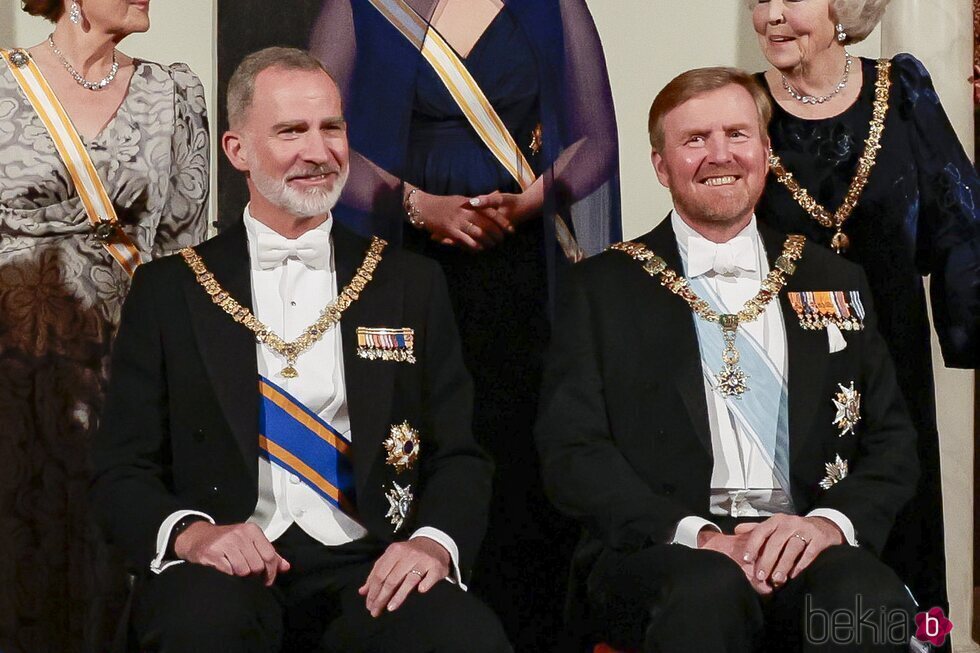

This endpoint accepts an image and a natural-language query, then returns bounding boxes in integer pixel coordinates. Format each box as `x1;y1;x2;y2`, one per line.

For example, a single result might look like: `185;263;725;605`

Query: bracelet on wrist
403;187;425;229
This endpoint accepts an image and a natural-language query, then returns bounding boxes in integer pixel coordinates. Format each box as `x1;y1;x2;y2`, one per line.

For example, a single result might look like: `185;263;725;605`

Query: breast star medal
383;422;421;473
819;454;849;490
384;481;414;532
832;381;861;436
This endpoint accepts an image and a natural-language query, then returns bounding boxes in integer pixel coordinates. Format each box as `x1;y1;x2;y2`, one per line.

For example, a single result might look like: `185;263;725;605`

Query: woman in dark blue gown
749;0;979;622
310;1;621;648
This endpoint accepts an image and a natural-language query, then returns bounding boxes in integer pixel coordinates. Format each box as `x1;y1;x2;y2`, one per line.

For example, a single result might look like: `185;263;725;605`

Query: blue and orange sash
258;376;355;513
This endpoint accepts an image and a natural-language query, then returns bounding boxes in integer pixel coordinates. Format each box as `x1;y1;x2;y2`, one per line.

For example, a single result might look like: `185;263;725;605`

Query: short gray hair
226;47;336;129
746;0;892;44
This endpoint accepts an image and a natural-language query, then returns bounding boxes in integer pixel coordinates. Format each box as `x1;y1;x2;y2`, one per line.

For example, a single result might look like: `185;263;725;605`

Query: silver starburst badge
819;454;849;490
383;422;421;473
384;481;414;532
716;363;749;397
832;381;861;436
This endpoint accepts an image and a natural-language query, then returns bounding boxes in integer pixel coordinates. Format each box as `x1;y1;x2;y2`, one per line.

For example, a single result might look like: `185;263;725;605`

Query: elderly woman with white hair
748;0;980;621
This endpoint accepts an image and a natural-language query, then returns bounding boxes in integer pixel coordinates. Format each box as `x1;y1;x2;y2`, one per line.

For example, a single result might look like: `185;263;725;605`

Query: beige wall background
4;1;976;649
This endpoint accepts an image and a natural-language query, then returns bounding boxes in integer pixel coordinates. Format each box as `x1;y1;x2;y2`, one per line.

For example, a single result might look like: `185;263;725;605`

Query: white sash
365;0;583;260
1;48;142;277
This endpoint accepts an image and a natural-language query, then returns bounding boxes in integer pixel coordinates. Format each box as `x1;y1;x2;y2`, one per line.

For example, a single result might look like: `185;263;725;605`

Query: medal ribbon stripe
0;49;141;277
259;376;355;513
849;291;866;320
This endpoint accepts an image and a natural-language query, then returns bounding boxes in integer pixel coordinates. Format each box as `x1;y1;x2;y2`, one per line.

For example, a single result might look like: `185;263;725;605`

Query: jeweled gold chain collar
768;58;891;254
611;234;805;397
180;237;387;378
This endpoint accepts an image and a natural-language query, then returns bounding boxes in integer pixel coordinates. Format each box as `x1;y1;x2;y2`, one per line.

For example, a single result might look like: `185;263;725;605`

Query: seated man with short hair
535;67;918;653
91;47;510;653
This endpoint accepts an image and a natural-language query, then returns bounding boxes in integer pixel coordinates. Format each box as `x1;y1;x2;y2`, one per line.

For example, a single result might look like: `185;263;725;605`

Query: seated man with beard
536;67;919;653
91;47;510;653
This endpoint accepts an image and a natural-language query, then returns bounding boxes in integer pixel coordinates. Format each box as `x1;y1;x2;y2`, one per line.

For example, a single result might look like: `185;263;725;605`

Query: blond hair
648;67;772;152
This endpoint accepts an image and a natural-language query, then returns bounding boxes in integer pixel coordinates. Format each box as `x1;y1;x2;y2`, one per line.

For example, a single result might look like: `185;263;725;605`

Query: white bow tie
687;236;757;278
255;229;331;270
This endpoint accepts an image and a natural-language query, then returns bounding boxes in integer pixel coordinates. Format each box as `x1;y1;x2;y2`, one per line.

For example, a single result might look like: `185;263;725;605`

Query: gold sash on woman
1;48;142;277
366;0;584;261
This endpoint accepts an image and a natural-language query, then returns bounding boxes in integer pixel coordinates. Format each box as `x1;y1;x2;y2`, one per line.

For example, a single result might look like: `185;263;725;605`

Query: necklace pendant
831;230;850;254
716;363;749;397
280;365;299;379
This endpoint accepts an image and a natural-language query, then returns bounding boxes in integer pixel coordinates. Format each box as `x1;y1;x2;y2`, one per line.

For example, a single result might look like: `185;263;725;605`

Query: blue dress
399;11;574;650
311;1;622;648
756;54;980;612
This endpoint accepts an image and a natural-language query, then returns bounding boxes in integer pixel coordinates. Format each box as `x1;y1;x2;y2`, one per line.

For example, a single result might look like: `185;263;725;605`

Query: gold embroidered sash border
611;234;805;396
179;236;387;378
767;58;891;253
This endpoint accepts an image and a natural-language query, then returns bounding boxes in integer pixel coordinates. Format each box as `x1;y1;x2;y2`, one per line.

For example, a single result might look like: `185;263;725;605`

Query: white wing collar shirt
151;207;464;586
667;212;856;549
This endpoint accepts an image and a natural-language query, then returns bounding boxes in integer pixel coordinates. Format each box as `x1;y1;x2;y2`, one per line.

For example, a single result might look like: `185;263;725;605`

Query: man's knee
410;585;511;653
661;549;757;614
133;564;282;651
805;546;914;614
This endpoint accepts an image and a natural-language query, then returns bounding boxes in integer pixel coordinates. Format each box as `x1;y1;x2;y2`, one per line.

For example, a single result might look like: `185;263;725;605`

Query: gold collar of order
179;236;387;378
767;58;891;254
611;234;805;397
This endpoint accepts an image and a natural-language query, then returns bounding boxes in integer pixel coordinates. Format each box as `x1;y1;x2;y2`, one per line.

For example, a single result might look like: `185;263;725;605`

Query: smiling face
76;0;151;36
752;0;838;71
223;66;350;224
652;84;769;237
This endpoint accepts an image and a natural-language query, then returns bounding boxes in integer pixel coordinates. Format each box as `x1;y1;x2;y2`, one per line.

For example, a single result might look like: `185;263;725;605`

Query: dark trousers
131;526;511;653
588;544;915;653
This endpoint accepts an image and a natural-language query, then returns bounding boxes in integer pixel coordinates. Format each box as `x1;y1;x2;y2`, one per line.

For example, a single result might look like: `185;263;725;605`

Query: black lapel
758;224;830;466
334;224;402;495
182;219;260;478
636;217;713;456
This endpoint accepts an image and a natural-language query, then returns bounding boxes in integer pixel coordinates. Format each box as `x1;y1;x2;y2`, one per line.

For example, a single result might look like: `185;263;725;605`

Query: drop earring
836;23;847;42
69;1;82;25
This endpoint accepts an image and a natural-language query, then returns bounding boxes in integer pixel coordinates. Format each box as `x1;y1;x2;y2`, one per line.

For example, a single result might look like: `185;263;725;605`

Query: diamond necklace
781;51;851;105
47;34;119;91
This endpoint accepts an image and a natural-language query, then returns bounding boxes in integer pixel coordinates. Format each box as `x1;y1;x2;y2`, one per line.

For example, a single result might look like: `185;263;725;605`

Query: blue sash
686;276;793;498
258;376;355;513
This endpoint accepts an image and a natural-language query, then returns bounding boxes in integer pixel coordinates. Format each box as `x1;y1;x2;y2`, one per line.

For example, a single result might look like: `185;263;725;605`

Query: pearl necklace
47;34;119;91
781;52;851;105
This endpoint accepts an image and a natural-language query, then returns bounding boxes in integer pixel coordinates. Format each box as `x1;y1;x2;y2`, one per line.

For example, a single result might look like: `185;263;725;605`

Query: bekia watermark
805;595;952;647
914;606;953;648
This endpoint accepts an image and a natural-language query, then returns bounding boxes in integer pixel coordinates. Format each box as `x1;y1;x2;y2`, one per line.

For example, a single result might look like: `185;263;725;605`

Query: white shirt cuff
410;527;466;591
672;516;721;548
807;508;857;546
150;509;215;574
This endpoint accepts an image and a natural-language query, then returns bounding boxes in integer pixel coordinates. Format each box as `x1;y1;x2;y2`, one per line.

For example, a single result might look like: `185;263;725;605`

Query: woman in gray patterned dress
0;2;209;651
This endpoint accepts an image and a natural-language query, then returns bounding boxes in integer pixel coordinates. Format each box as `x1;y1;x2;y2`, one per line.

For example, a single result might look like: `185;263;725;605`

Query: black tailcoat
91;219;492;578
535;218;918;570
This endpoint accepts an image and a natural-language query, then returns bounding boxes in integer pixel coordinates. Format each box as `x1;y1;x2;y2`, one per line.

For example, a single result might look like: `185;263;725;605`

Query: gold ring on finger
409;568;424;578
792;532;810;545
